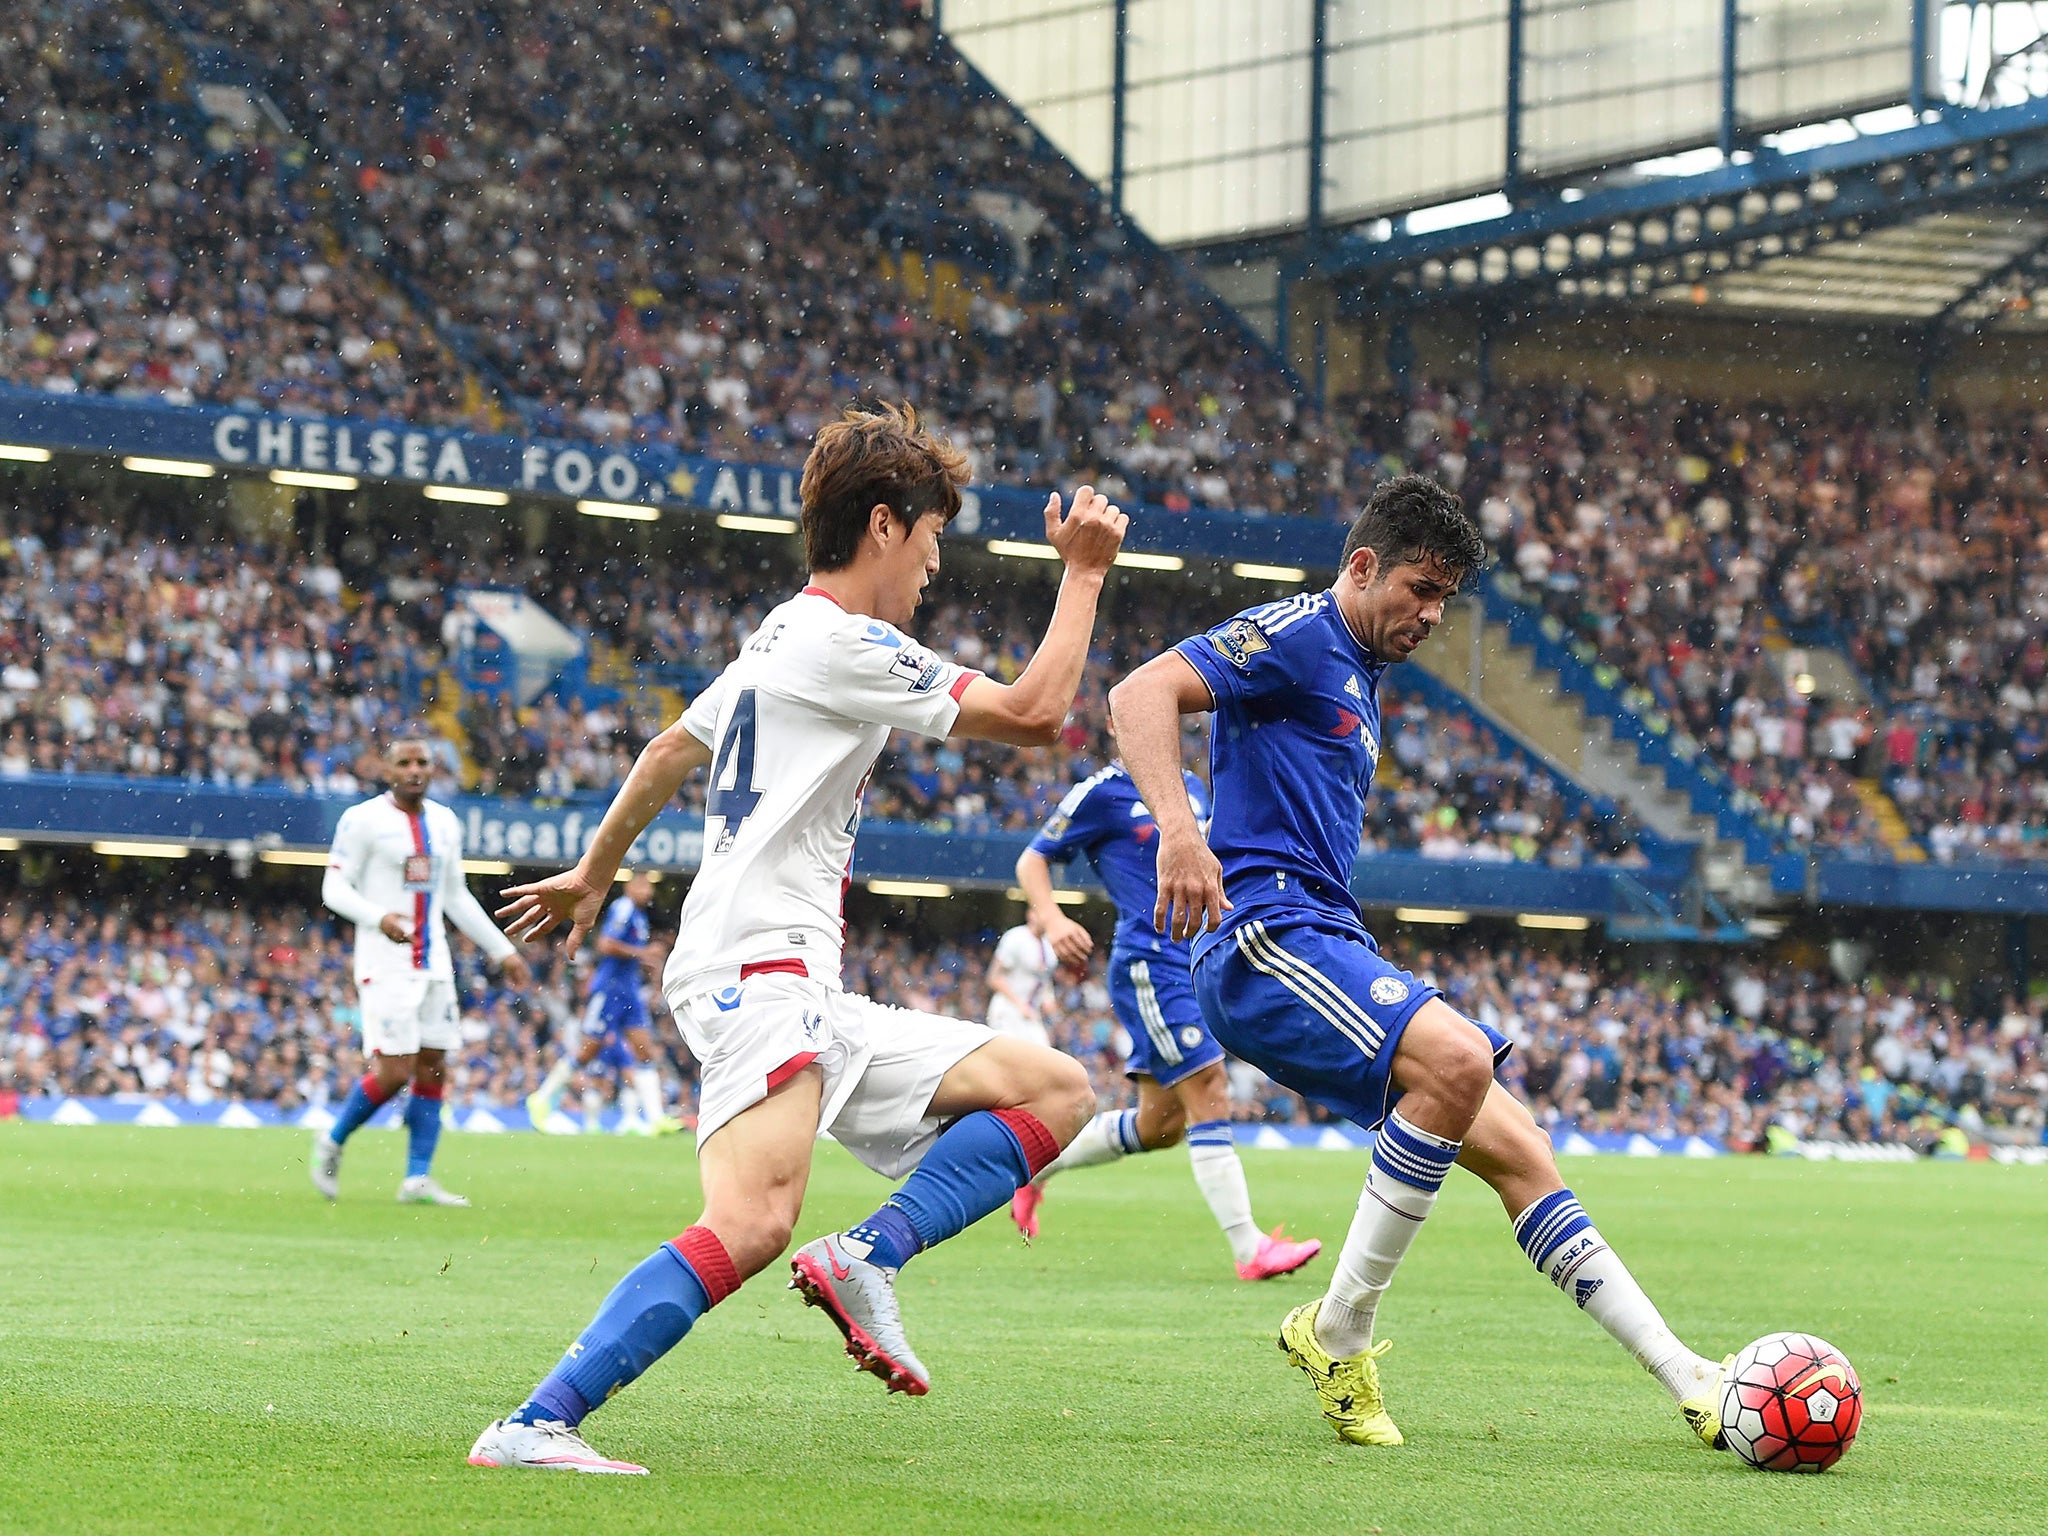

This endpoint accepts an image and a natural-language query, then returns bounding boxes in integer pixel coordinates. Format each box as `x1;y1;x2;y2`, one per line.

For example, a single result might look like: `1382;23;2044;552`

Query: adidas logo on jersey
1345;674;1364;702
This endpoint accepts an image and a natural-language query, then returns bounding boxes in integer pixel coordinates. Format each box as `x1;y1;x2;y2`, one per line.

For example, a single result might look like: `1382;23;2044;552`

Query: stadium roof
1298;94;2048;330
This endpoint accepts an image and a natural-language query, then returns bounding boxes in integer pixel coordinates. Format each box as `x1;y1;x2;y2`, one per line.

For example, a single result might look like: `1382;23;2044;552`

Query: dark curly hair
1339;473;1485;585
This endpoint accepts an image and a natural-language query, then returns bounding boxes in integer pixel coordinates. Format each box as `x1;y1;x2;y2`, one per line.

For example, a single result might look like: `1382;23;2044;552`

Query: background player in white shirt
985;921;1059;1046
311;735;532;1205
469;402;1125;1475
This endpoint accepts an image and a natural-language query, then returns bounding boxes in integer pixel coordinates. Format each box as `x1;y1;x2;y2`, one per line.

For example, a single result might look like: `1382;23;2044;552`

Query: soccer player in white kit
311;735;533;1205
468;404;1127;1474
985;921;1059;1047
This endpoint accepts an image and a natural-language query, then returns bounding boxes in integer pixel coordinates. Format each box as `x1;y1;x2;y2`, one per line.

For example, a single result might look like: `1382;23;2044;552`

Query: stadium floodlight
423;484;509;505
122;456;215;478
269;469;359;491
1395;906;1469;924
577;499;659;521
0;836;19;851
1113;551;1185;571
0;444;53;462
258;849;332;867
1005;885;1088;905
91;839;190;858
1231;562;1308;582
715;513;799;533
865;879;953;898
1516;913;1592;931
985;539;1060;559
462;858;515;876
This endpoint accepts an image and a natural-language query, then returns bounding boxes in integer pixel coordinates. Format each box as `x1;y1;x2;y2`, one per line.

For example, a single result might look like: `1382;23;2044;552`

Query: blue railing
1480;572;1780;865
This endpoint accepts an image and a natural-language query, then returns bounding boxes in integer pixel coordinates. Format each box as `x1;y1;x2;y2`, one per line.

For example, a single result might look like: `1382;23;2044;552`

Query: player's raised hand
1154;826;1231;942
1043;484;1127;578
496;866;609;949
1040;908;1095;967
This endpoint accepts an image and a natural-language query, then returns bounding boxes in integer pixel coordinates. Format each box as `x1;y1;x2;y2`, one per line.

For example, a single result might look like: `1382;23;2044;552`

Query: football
1718;1332;1863;1472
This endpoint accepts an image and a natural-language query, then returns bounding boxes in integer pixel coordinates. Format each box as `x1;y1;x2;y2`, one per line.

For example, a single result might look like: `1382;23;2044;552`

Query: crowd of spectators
1401;383;2048;862
0;479;1651;864
79;0;1340;515
13;0;2048;862
6;881;2041;1155
0;495;428;787
1;0;476;422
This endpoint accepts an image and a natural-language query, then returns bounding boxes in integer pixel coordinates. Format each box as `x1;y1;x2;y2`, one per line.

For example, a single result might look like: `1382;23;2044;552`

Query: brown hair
799;402;970;572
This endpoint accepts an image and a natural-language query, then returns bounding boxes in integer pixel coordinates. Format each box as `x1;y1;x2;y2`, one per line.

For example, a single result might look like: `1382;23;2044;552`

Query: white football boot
788;1233;931;1395
397;1174;470;1207
468;1418;647;1474
310;1132;341;1200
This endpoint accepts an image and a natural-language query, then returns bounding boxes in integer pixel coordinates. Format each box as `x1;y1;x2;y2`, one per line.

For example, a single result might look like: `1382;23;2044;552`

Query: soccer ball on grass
1718;1331;1862;1472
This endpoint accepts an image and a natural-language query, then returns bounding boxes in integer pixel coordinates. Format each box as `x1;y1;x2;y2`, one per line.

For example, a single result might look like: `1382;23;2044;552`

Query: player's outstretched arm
1109;652;1229;941
440;826;533;988
952;486;1127;746
1015;848;1093;965
496;717;713;948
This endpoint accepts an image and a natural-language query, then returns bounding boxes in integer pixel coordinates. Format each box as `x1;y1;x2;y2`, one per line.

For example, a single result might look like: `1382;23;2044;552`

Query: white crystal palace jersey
986;923;1058;1034
324;792;512;981
665;587;978;1000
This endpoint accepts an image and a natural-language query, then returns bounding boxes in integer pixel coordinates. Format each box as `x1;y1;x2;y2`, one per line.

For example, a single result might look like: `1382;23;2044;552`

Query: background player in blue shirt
526;873;679;1135
1011;755;1322;1281
1109;475;1730;1452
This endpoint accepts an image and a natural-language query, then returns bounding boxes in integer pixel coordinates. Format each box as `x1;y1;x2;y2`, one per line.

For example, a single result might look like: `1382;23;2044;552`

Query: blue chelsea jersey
590;895;649;995
1028;765;1212;960
1171;591;1386;960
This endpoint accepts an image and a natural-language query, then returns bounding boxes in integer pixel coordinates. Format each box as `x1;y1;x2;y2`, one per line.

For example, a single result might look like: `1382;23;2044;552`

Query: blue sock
328;1074;392;1146
510;1244;712;1429
846;1108;1049;1271
1186;1117;1234;1150
403;1089;443;1178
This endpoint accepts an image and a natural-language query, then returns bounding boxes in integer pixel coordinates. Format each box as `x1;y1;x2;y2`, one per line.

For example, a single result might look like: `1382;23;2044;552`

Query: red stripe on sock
670;1225;740;1307
411;1079;444;1102
992;1108;1060;1179
765;1051;819;1092
360;1073;397;1106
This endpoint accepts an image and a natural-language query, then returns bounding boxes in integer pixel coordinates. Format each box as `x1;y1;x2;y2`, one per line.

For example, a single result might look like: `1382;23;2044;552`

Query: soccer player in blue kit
1010;759;1322;1281
526;873;679;1135
1108;475;1730;1451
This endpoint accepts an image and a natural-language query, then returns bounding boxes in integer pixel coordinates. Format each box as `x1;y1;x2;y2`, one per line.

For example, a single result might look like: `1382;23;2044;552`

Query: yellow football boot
1277;1300;1403;1446
1679;1355;1734;1450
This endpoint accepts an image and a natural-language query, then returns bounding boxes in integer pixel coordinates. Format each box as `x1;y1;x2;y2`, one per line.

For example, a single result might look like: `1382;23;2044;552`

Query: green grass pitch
3;1125;2043;1535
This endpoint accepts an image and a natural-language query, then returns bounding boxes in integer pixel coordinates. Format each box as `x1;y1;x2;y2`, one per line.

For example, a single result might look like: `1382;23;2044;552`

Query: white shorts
986;998;1051;1049
358;974;461;1057
671;973;995;1180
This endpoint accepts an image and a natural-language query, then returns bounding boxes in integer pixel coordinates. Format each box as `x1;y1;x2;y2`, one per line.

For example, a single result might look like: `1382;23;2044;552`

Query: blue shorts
1108;948;1224;1089
1193;909;1509;1132
582;985;650;1040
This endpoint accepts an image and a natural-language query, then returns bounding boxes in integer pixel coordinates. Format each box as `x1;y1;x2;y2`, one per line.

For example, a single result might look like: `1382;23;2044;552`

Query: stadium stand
0;0;477;420
6;878;2038;1152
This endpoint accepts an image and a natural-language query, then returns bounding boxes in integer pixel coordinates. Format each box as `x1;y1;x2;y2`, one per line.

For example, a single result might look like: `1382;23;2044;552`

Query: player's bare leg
794;1038;1091;1394
312;1048;419;1199
1456;1083;1726;1444
472;1069;823;1473
1015;1065;1319;1277
397;1047;465;1205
